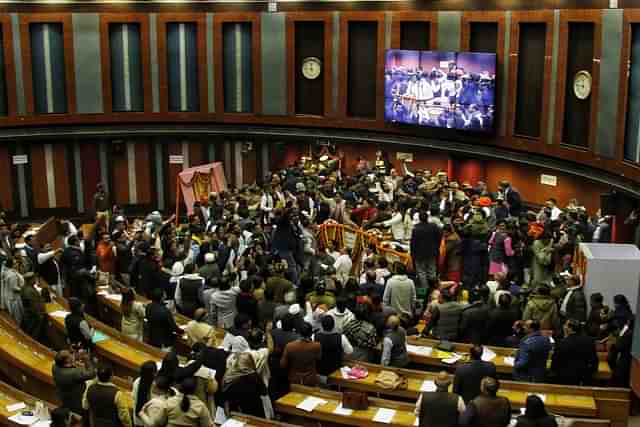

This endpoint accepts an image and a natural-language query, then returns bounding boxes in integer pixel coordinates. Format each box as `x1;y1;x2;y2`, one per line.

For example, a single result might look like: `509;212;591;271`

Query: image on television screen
384;49;496;132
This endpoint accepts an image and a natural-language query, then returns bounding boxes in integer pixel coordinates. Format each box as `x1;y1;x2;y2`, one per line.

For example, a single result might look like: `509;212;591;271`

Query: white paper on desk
97;290;108;296
442;354;462;364
528;393;546;402
7;414;38;425
296;397;327;412
32;421;52;427
503;357;515;366
106;294;122;302
221;419;245;427
215;407;228;425
420;380;437;392
340;367;351;379
49;310;69;318
406;344;433;356
194;367;216;380
373;408;396;424
482;347;497;362
6;402;27;412
333;403;354;416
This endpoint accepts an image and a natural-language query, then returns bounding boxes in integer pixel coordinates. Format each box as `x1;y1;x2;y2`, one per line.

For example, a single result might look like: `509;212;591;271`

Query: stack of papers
221;419;245;427
49;310;69;318
215;407;228;425
333;403;354;416
420;380;437;392
7;414;38;426
296;396;327;412
6;402;26;412
481;347;497;362
503;357;515;366
406;345;433;356
373;408;396;424
442;354;462;364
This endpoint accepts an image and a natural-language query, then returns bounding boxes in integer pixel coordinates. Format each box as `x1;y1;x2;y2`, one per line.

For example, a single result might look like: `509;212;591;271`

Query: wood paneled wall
0;8;639;219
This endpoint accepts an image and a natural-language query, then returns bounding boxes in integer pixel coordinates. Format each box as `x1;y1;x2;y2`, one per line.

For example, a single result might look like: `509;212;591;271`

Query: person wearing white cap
198;252;220;288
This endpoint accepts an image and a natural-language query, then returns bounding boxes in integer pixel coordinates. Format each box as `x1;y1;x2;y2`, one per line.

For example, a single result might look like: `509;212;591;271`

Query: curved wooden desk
0;379;59;427
93;284;224;355
230;412;301;427
42;289;164;379
327;361;631;424
275;384;418;427
406;337;612;381
0;312;132;407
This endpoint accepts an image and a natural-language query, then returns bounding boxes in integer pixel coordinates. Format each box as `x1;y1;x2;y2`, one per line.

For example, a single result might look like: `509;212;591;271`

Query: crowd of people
0;149;636;427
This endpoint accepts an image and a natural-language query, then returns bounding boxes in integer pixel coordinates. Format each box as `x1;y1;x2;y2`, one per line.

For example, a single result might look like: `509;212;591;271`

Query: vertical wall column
261;13;286;115
73;142;85;213
596;9;623;158
154;142;165;211
546;10;561;145
73;13;103;114
261;142;269;183
223;140;232;185
11;13;25;115
15;143;29;218
437;11;461;51
234;142;243;187
207;13;215;113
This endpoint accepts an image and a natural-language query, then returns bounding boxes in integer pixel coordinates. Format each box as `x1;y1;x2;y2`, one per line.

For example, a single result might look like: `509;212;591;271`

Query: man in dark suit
498;181;522;218
460;286;491;345
551;319;598;385
145;288;183;351
453;345;497;403
410;211;443;290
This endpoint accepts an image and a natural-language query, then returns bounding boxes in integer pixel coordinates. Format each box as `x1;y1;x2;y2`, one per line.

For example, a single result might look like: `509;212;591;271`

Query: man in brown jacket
459;377;511;427
280;321;321;386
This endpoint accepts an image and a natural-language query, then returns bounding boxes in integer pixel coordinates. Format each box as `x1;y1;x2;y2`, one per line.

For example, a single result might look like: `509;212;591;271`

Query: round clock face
573;71;592;100
302;57;322;80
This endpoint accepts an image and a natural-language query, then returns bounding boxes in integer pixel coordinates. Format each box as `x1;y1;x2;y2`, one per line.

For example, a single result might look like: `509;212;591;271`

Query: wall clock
302;57;322;80
573;70;592;100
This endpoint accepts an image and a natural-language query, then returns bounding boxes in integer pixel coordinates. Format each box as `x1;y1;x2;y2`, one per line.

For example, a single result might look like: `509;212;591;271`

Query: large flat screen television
384;49;496;132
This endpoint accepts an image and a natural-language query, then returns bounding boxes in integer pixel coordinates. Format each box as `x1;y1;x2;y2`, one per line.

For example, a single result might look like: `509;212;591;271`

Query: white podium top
579;243;640;260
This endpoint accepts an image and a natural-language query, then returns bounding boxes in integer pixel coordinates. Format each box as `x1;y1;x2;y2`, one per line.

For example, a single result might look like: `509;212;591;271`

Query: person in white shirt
545;198;563;221
382;203;405;241
333;247;353;286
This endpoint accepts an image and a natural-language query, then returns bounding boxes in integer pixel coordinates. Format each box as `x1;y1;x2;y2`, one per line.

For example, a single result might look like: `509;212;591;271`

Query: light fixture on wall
241;142;253;154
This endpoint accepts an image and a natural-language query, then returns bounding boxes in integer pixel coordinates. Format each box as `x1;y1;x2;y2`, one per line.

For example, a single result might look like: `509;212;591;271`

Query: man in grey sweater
382;262;416;319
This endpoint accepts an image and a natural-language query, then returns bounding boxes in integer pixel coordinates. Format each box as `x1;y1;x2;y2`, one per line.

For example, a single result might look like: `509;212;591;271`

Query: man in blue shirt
514;320;552;382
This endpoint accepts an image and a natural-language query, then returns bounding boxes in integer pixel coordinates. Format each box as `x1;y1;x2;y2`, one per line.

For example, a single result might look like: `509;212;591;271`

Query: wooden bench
93;283;224;356
275;385;614;427
406;336;612;381
230;412;301;427
327;361;630;427
275;384;418;427
0;312;132;407
0;379;62;427
41;288;164;379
